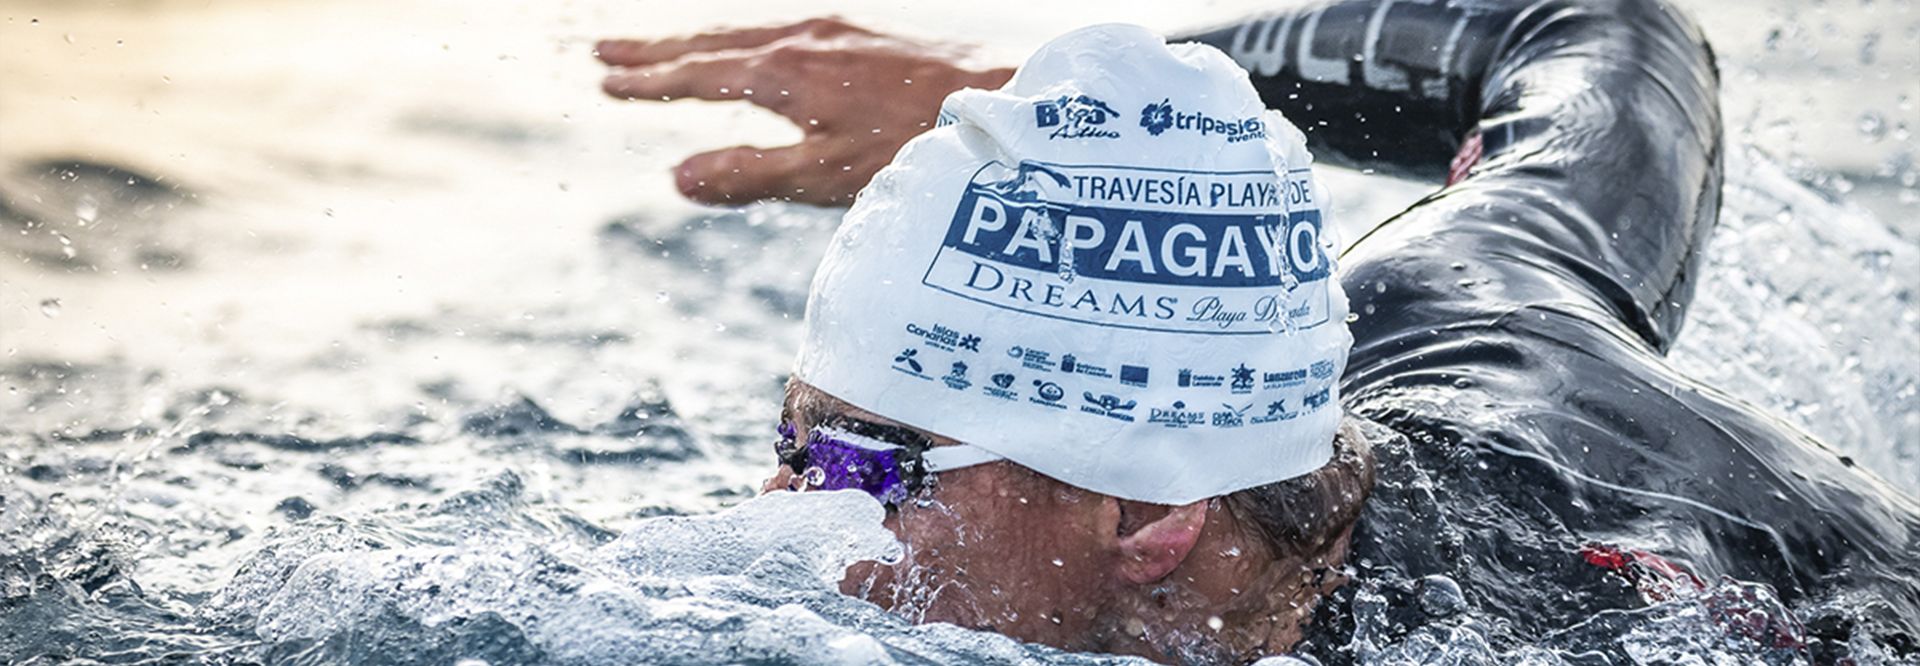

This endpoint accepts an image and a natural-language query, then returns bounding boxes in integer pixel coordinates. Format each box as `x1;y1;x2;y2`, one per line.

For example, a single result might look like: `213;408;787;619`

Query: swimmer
597;0;1920;662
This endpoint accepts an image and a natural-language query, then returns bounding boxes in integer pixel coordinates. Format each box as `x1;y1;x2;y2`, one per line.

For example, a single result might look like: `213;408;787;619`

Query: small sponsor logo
1138;98;1266;143
983;372;1018;401
1212;402;1252;428
1079;392;1138;422
1229;363;1256;393
1059;353;1114;380
906;322;979;353
1178;368;1225;388
1263;368;1308;389
1010;346;1055;372
1303;387;1331;410
1140;99;1175;135
1119;365;1150;387
1149;400;1206;428
1035;94;1121;140
1250;399;1297;424
942;361;972;391
1029;380;1067;409
892;348;926;377
1309;359;1337;380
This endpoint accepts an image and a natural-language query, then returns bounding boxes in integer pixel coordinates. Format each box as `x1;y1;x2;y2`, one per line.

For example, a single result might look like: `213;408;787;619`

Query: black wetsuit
1181;0;1918;660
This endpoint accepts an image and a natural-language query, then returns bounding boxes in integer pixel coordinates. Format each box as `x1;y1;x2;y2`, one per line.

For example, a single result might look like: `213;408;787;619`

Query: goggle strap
811;425;1003;473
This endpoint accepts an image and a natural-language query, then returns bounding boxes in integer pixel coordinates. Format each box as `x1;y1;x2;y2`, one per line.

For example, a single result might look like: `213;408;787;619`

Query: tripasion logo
1138;98;1266;143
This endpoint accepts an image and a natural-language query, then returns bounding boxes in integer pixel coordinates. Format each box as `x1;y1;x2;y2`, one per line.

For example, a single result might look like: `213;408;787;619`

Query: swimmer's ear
1106;498;1209;585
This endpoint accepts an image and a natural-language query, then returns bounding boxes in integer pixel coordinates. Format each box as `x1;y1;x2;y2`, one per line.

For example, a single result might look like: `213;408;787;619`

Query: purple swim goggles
776;418;1003;506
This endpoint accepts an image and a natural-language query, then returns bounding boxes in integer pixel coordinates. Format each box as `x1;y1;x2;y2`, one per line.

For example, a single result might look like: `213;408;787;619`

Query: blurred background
0;0;1915;659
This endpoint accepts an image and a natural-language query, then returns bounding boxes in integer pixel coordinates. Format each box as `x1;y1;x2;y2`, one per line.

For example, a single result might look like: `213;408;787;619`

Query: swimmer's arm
1180;0;1724;350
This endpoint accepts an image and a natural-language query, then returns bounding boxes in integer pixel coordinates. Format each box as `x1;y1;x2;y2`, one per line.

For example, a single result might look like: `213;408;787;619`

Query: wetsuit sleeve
1178;0;1723;351
1179;3;1920;632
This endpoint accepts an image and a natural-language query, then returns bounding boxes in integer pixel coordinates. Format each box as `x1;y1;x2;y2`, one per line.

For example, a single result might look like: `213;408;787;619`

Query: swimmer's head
768;379;1374;660
773;24;1369;658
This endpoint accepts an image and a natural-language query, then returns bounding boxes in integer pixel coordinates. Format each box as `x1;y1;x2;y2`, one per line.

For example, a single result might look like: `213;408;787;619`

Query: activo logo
1138;98;1266;143
1035;94;1120;140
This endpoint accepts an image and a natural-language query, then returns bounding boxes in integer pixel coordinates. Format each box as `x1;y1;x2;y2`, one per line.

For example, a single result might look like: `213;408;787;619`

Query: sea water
1;0;1914;663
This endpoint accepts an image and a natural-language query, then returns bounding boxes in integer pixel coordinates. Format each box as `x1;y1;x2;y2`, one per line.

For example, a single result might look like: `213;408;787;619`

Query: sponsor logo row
890;321;1336;428
897;321;1333;392
1036;94;1266;143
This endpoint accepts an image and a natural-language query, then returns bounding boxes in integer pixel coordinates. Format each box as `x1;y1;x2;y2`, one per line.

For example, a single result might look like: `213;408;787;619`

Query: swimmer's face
766;381;1335;661
762;419;1123;649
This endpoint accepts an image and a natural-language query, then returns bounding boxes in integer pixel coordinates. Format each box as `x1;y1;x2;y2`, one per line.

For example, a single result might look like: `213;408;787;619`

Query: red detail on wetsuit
1581;543;1807;652
1579;543;1702;602
1447;131;1484;186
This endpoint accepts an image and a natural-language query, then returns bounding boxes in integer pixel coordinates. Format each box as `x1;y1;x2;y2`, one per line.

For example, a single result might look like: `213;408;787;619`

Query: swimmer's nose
760;465;799;494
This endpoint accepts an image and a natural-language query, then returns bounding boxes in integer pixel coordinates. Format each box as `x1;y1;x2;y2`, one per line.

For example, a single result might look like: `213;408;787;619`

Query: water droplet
1418;574;1466;616
655;291;671;303
1858;113;1887;141
39;298;61;317
1207;616;1224;631
1050;558;1064;567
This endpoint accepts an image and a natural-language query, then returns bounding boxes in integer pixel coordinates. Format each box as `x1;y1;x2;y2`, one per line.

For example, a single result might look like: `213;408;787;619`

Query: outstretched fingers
602;53;774;105
674;144;826;205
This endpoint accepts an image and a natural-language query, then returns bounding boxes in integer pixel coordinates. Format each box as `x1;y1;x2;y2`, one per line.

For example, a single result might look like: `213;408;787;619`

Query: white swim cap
795;24;1351;505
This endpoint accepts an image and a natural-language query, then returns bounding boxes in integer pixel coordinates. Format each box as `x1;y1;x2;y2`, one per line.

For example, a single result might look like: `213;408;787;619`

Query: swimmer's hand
597;19;1013;206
